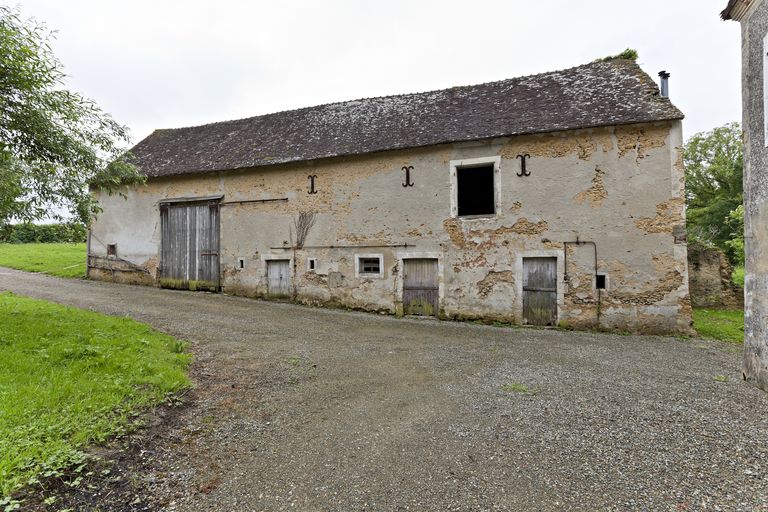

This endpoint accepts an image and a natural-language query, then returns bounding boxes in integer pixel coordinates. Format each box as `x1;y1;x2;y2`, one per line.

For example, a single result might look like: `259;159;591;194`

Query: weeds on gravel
0;292;190;499
283;355;316;386
0;243;86;278
285;355;303;367
501;382;534;395
713;375;729;383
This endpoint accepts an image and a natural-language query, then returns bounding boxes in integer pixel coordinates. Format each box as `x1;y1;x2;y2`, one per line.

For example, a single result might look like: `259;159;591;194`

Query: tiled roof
130;58;683;178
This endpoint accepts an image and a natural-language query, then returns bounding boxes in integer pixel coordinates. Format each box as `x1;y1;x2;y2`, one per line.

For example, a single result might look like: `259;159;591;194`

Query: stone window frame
355;253;384;279
449;156;502;219
595;273;610;292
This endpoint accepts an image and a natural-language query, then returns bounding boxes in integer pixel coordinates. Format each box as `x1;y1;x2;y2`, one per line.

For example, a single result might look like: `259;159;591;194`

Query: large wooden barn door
403;259;439;316
267;260;291;297
522;257;557;326
160;200;220;291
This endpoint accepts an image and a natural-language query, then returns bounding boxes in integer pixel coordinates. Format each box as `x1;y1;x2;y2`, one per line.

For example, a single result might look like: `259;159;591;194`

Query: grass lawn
0;243;86;278
693;308;744;343
0;292;190;499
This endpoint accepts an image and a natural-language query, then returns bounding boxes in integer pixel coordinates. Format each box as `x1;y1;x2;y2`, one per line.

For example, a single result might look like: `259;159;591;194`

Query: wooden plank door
267;260;291;297
160;201;220;291
403;259;439;316
523;257;557;326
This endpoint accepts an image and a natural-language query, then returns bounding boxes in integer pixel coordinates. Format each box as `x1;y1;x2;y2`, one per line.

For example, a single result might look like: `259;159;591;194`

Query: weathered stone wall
90;121;692;334
740;0;768;390
87;254;156;287
687;245;743;308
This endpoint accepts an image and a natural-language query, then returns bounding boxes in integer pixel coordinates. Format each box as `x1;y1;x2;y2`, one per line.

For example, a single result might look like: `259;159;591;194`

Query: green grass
732;265;745;288
693;308;744;344
0;243;86;278
0;292;190;498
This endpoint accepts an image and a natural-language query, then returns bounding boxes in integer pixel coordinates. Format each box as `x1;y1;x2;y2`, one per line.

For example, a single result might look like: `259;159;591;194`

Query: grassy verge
693;308;744;343
0;243;86;278
0;292;190;499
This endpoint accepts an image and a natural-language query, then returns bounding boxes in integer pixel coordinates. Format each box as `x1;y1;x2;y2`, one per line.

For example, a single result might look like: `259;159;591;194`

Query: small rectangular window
238;257;245;269
107;244;117;257
307;258;317;271
360;258;380;274
457;164;495;216
596;274;607;290
355;254;384;278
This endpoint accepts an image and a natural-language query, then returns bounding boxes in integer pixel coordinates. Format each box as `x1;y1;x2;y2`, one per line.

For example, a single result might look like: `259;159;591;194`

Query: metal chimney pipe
658;71;670;98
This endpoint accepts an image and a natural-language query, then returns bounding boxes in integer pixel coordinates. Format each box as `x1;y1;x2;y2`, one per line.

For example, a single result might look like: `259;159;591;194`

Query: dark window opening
238;258;245;269
308;258;316;270
596;274;607;290
457;164;495;216
107;244;117;257
360;257;381;274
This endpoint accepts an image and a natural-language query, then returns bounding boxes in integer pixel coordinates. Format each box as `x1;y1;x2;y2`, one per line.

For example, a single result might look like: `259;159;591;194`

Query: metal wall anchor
308;174;318;194
516;154;531;177
402;165;414;187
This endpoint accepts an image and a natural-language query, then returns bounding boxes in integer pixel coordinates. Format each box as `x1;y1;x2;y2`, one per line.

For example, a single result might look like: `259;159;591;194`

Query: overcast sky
17;0;741;147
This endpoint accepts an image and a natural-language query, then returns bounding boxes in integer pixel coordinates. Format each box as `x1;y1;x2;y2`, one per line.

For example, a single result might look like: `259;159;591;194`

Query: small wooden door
523;257;557;326
160;201;220;291
403;259;439;316
267;260;291;297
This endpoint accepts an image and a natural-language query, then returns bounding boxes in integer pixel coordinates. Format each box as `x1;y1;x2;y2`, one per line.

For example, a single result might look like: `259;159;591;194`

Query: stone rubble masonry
91;121;692;335
733;0;768;391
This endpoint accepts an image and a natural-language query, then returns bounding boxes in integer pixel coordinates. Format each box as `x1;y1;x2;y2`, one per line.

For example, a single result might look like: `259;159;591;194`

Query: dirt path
2;268;767;511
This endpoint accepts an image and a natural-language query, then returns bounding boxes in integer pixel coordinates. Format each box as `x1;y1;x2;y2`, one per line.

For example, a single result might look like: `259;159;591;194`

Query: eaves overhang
722;0;759;21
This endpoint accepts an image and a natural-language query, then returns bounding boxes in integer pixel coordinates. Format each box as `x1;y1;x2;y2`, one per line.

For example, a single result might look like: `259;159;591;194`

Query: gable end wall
740;0;768;390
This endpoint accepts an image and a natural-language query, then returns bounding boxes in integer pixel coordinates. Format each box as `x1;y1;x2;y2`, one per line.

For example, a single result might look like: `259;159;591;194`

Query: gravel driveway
1;267;767;511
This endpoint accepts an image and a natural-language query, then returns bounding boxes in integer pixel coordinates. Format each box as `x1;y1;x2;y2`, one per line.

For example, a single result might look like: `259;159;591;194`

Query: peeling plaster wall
740;0;768;390
91;121;692;334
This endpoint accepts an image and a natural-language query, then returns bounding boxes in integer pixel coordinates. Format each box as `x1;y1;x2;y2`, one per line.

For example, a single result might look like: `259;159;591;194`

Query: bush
0;223;87;243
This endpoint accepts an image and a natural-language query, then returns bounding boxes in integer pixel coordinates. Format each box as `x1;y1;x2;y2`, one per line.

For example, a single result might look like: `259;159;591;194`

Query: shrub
0;223;87;243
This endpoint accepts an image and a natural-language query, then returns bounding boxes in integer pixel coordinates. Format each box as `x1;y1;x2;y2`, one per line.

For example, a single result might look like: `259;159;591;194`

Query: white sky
17;0;741;147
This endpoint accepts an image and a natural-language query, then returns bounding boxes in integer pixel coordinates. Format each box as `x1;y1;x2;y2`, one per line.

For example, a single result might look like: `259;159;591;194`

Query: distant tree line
684;122;744;266
0;222;86;243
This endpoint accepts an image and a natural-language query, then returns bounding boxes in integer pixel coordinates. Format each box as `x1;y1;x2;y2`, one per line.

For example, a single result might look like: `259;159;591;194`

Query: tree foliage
0;6;144;226
683;122;743;263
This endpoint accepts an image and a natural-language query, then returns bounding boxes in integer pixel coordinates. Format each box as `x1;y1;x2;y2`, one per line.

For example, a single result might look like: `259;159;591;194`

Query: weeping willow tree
0;6;144;226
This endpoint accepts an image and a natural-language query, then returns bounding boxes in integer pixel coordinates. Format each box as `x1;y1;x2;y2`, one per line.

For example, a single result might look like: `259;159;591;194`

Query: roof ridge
151;58;642;133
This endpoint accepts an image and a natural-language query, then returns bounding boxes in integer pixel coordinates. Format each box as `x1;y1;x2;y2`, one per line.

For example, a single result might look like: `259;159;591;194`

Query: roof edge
140;118;684;180
142;58;644;135
721;0;737;19
722;0;757;20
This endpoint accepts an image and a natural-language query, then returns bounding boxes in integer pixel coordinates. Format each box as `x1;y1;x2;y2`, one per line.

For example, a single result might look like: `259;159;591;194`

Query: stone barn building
723;0;768;390
88;58;692;334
